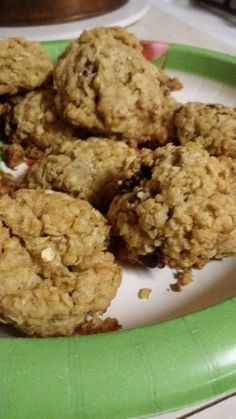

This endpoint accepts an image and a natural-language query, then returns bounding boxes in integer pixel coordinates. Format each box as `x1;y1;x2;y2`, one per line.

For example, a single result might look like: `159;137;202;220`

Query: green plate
0;41;236;419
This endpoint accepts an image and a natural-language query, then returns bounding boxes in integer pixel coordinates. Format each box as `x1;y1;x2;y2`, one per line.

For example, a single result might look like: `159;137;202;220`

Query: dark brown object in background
0;0;128;26
195;0;236;16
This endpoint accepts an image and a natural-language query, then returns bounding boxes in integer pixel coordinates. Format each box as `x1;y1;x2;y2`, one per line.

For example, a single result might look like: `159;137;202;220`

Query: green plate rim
0;42;236;419
156;43;236;86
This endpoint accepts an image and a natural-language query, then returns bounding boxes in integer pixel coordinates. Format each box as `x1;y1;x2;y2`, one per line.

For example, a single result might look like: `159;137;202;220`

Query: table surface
129;0;236;55
129;1;236;418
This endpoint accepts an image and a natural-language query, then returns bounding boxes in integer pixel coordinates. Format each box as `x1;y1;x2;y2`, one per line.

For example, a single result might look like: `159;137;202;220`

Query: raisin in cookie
54;27;180;147
108;143;236;270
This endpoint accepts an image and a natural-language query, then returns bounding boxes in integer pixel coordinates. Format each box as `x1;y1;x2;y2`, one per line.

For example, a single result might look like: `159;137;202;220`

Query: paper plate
0;41;236;419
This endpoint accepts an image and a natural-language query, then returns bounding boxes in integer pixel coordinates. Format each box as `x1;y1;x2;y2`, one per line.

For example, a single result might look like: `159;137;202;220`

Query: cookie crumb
176;270;193;286
170;270;193;292
169;282;182;293
138;288;152;299
77;317;121;335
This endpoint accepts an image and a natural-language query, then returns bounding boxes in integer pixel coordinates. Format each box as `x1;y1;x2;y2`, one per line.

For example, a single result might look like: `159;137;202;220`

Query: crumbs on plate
0;27;235;337
138;288;152;299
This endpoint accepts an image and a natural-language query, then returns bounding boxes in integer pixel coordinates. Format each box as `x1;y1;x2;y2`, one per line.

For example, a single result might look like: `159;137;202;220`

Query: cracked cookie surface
0;173;16;197
54;26;180;147
108;143;236;270
24;137;137;208
0;38;53;95
5;88;76;149
175;102;236;157
0;189;121;336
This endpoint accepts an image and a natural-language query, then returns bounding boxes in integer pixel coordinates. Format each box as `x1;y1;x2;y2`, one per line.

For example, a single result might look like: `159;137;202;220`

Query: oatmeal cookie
108;143;236;270
217;228;236;258
24;137;137;208
0;38;53;95
175;102;236;157
0;189;121;336
0;173;16;196
5;88;76;149
54;27;180;146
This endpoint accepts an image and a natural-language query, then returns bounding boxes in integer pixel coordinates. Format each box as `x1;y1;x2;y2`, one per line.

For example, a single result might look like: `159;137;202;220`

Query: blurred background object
0;0;149;40
195;0;236;16
150;0;236;50
0;0;234;52
0;0;128;26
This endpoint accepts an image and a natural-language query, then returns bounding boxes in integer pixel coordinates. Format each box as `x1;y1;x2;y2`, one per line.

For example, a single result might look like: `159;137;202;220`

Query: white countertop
128;0;236;55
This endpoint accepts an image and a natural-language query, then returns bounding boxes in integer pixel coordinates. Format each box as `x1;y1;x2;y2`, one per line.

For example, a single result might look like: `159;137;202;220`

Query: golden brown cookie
5;88;76;149
54;27;180;147
217;228;236;258
0;189;122;336
24;137;137;208
175;102;236;157
0;172;16;196
0;38;53;95
108;143;236;270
